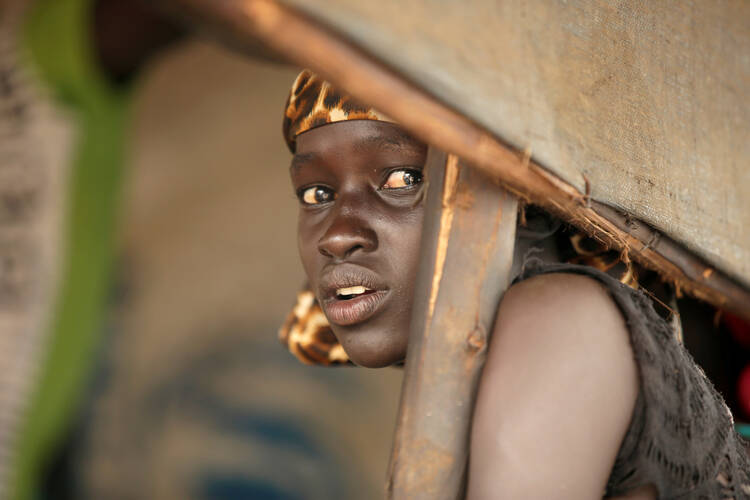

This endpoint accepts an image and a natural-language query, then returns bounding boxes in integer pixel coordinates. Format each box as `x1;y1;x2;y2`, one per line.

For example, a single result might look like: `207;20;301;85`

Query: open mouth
335;285;377;301
319;265;390;326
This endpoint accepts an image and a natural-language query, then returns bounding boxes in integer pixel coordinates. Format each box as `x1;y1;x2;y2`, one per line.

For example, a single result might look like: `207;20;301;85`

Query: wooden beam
387;150;518;499
155;0;750;318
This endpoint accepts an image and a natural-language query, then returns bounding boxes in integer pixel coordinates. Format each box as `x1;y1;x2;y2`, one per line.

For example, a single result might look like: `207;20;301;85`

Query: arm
466;273;647;499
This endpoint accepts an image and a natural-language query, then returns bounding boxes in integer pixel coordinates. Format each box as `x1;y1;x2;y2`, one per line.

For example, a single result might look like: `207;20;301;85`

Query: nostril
318;242;364;260
344;244;364;258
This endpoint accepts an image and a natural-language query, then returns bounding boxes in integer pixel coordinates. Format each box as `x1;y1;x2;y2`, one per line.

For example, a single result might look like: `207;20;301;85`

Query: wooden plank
155;0;750;320
386;150;518;499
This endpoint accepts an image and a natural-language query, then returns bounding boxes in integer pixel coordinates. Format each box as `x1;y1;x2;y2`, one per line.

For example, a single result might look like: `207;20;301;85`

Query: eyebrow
289;152;318;173
356;130;425;153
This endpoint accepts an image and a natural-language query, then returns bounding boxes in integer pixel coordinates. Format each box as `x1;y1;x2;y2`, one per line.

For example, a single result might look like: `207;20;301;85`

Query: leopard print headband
282;69;393;152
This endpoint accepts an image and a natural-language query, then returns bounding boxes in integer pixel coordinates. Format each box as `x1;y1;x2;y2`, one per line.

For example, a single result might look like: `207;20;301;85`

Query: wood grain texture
387;150;518;499
155;0;750;318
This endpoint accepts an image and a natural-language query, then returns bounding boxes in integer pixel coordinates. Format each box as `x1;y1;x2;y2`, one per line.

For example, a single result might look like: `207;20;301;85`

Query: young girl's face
290;120;428;367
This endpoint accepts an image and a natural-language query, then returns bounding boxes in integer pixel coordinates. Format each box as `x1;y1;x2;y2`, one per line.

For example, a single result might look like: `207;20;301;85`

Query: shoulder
489;272;634;374
499;272;625;331
467;272;640;499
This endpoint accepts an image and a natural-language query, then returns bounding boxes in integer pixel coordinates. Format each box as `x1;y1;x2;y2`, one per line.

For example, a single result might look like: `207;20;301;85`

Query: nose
317;213;378;260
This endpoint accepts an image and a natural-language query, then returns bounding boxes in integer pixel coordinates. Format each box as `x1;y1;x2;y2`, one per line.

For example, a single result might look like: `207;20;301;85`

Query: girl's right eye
299;186;335;205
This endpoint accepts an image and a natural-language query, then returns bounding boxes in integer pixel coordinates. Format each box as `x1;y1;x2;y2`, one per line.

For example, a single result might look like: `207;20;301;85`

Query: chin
333;324;407;368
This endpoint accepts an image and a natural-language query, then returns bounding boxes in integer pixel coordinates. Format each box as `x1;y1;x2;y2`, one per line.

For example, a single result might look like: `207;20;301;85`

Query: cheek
385;209;425;293
402;208;425;269
297;217;320;285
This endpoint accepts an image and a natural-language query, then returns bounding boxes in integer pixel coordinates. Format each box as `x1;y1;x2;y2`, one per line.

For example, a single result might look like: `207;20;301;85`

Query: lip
318;264;390;326
323;290;390;326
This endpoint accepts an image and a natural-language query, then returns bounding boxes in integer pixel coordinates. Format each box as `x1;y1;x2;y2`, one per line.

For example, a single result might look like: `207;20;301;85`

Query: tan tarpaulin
284;0;750;288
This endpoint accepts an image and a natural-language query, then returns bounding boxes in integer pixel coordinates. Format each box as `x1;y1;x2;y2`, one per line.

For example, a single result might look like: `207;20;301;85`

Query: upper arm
466;273;640;500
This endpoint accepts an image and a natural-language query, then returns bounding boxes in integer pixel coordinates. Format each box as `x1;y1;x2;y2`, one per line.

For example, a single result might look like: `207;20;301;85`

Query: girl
279;70;750;499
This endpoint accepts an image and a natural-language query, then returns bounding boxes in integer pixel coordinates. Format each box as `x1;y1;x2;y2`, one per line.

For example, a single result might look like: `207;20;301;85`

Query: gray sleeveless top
516;260;750;498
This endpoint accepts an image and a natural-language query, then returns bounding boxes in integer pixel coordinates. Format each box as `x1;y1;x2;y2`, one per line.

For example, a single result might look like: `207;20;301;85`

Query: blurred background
1;0;748;499
66;40;403;500
2;0;402;498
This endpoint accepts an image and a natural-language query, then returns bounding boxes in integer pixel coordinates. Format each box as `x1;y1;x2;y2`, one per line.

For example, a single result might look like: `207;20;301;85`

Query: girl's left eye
382;169;423;189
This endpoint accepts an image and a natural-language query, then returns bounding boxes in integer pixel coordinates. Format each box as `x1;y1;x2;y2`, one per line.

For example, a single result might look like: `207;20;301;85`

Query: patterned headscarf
283;69;393;152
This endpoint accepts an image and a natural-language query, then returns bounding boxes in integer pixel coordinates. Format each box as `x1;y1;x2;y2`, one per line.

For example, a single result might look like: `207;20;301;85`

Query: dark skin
290;120;655;499
291;120;427;368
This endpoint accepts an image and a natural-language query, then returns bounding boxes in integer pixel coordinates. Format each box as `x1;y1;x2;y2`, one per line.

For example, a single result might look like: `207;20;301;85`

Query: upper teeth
337;286;369;296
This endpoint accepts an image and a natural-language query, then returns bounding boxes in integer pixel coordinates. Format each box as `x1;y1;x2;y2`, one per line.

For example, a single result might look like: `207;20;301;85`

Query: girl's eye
300;186;335;205
383;169;423;189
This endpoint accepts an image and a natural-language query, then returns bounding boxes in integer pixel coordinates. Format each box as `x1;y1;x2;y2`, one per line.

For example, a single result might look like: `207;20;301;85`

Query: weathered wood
155;0;750;319
284;0;750;295
386;150;518;499
156;0;750;319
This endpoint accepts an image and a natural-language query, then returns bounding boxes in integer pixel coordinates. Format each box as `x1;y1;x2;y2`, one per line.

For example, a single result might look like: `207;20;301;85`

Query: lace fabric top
517;260;750;499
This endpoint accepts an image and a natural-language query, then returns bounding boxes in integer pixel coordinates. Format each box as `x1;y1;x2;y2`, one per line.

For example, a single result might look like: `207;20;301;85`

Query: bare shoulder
499;272;625;330
467;272;650;499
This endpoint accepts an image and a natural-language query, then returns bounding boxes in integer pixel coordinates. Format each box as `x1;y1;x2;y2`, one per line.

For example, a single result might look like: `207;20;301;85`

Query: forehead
295;120;425;157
